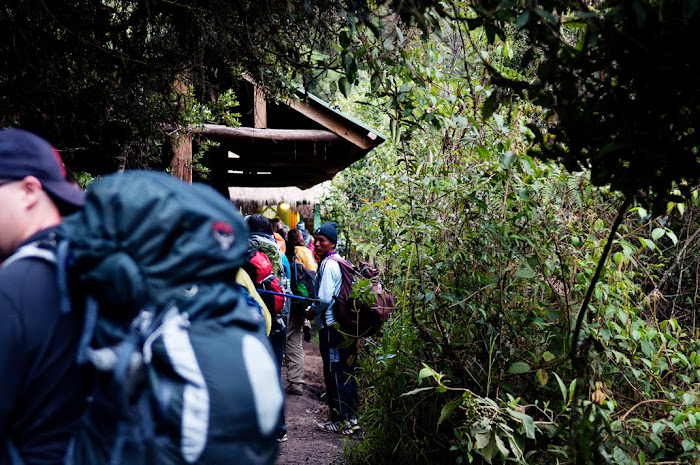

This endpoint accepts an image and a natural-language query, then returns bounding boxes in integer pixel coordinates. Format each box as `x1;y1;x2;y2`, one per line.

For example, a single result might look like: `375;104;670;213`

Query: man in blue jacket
0;128;87;465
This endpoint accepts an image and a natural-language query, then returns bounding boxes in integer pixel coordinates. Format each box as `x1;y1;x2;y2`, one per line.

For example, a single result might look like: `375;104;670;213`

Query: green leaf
506;435;524;460
639;237;656;250
508;361;530;374
418;366;437;383
612;447;627;463
339;30;350;49
568;379;577;403
471;419;492;449
338;77;351;98
667;230;678;245
494;433;510;456
480;438;498;460
536;368;548;386
473;430;491;450
437;398;462;428
395;25;404;42
507;409;536;439
383;37;395;51
683;392;696;406
401;387;434;396
651;227;665;241
482;92;499;120
673;412;686;425
533;7;556;25
515;268;536;278
553;372;567;403
542;351;555;362
516;11;530;29
651;422;666;435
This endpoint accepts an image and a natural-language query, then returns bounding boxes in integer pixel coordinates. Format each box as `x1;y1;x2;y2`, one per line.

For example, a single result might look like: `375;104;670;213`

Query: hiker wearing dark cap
0;128;88;465
308;222;360;435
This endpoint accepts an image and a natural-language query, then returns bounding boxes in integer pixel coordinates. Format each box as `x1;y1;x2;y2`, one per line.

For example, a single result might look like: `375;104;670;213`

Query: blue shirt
280;253;291;289
311;255;342;327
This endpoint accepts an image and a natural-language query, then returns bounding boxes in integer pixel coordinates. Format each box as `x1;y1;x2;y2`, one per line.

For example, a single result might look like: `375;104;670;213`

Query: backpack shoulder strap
326;255;359;277
1;240;74;317
1;241;57;268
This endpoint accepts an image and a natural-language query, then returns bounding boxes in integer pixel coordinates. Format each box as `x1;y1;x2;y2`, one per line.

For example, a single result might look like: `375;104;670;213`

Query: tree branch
571;197;630;363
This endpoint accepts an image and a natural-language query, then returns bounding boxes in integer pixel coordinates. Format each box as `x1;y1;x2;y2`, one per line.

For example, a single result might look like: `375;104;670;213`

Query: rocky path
275;339;357;465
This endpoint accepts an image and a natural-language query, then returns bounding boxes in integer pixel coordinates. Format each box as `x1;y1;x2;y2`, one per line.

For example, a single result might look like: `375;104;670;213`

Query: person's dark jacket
0;228;87;465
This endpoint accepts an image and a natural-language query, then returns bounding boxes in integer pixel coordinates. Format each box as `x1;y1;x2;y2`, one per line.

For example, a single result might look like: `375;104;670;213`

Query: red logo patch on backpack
211;221;235;251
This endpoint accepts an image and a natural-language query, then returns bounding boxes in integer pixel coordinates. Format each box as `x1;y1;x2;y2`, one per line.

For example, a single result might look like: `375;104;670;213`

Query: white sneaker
277;433;288;443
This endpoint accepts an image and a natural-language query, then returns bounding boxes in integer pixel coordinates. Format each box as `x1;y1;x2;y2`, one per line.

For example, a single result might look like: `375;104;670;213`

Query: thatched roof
229;182;330;216
229;181;330;204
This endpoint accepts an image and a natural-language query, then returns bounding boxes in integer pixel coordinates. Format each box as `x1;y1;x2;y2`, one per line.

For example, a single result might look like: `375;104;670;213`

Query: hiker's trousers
285;318;305;387
269;319;287;436
318;326;358;422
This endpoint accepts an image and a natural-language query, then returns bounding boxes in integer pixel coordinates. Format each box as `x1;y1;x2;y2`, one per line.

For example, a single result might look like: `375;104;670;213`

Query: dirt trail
276;339;358;465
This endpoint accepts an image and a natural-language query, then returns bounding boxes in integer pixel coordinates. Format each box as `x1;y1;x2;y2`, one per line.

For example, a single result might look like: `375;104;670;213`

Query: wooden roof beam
196;124;343;142
284;98;376;150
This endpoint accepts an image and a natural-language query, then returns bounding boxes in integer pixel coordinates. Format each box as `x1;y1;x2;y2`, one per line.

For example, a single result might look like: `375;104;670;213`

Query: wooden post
254;86;267;129
171;77;193;183
171;133;192;183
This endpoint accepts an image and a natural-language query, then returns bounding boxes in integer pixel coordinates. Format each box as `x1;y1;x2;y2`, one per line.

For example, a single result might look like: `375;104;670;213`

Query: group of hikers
0;128;362;465
242;213;361;442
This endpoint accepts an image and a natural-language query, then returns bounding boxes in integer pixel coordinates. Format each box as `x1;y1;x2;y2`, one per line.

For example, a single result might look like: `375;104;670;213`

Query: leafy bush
324;16;700;465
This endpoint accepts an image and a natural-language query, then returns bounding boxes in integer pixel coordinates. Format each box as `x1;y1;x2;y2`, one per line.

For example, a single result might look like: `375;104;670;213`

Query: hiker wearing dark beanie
308;220;359;434
314;222;338;245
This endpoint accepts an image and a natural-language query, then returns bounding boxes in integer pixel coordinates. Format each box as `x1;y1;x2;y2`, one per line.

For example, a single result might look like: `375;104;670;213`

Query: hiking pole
256;289;322;304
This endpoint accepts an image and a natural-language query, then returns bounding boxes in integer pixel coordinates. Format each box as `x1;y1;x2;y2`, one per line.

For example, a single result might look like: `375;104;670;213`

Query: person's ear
19;176;44;207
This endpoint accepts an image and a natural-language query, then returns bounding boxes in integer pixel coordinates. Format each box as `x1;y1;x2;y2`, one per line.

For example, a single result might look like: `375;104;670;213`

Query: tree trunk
171;76;192;183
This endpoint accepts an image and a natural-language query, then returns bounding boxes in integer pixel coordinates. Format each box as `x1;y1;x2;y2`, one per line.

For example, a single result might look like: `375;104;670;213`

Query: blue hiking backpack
6;171;284;465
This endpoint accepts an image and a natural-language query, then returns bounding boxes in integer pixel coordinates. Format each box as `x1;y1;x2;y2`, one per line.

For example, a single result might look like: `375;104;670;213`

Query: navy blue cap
314;221;338;244
0;128;85;211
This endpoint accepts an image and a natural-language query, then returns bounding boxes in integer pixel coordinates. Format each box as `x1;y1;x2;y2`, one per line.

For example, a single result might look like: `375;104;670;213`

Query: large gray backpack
6;171;283;465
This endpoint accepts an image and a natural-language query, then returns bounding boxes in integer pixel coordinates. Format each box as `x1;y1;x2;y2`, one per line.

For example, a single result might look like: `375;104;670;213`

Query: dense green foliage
382;0;700;215
322;13;700;464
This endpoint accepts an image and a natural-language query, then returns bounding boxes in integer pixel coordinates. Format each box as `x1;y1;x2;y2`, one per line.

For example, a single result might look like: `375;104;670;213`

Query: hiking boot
348;417;360;431
316;420;355;435
286;384;304;396
303;319;312;342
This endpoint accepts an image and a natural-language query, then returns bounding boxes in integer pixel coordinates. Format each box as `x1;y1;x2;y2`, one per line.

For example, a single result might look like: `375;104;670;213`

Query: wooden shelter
172;77;387;197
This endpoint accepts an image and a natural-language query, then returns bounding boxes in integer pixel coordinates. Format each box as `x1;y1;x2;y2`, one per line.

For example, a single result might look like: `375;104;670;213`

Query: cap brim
42;179;85;211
